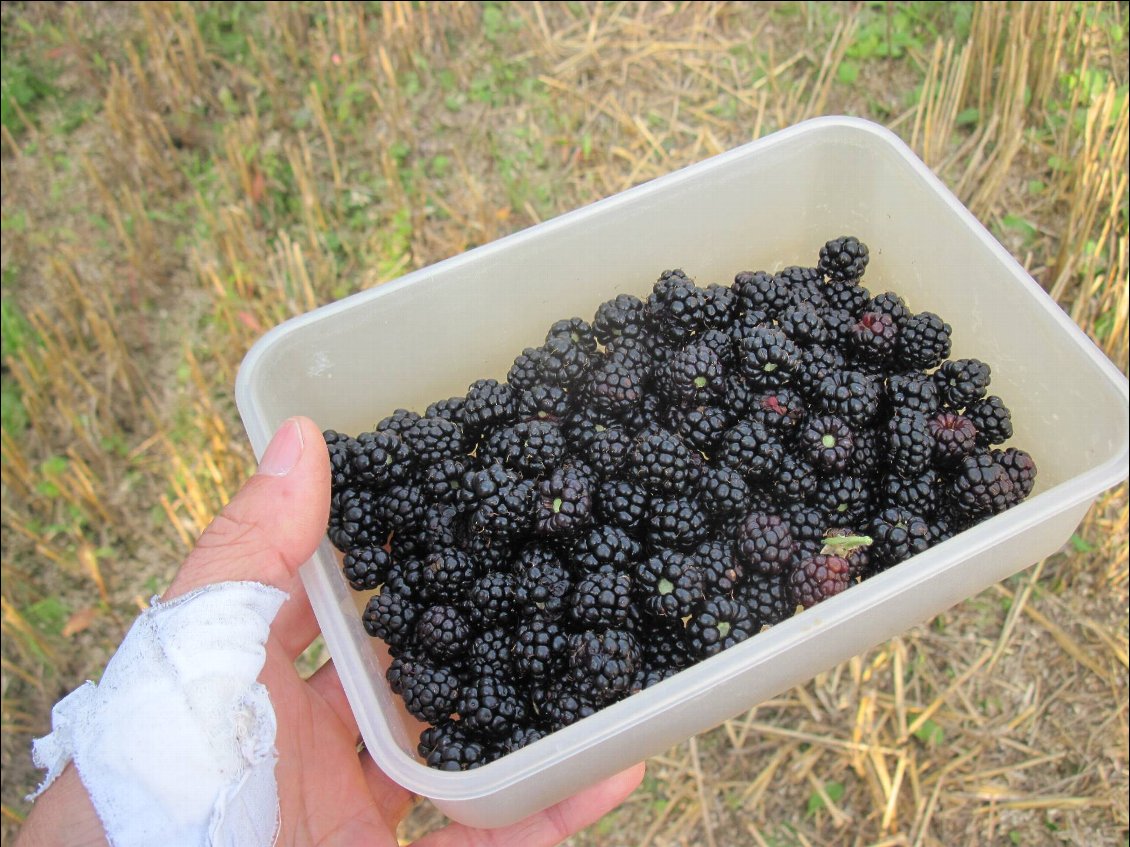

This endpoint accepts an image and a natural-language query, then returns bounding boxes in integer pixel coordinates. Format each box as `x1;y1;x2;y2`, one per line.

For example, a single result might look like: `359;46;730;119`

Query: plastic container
235;116;1129;828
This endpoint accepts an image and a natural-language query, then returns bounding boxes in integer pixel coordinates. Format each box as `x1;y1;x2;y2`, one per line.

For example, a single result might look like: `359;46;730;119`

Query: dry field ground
1;2;1127;845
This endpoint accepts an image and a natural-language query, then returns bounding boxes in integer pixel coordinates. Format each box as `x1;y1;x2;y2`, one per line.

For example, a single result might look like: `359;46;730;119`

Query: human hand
18;416;644;847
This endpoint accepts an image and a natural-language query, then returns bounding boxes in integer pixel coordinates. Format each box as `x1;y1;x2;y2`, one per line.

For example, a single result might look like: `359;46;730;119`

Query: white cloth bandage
28;581;287;847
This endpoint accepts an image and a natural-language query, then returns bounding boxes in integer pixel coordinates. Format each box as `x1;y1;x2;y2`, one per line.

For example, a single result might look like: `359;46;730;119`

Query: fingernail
258;418;304;476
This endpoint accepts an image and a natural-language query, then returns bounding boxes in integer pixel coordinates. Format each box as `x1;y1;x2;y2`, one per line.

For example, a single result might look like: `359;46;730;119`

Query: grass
1;2;1127;844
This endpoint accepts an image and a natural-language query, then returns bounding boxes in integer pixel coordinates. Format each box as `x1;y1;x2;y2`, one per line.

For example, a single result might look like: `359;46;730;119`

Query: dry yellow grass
1;2;1126;845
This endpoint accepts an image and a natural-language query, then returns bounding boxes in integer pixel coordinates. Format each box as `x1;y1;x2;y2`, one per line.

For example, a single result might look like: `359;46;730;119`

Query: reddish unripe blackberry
818;236;870;283
798;415;854;473
686;596;757;657
851;311;898;361
934;358;991;408
965;395;1013;446
736;512;797;577
790;554;852;609
535;466;593;536
929;412;978;467
342;546;391;591
749;388;808;438
635;550;705;618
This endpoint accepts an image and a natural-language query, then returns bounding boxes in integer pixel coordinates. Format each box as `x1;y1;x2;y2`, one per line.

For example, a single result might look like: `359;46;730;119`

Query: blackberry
570;565;633;628
415;604;470;661
880;470;938;516
866;291;911;327
516;383;573;423
425;395;466;424
592;293;648;344
993;447;1037;501
965;395;1013;446
375;483;428;535
781;503;834;556
694;540;745;595
737;576;794;626
604;334;655;375
701;283;738;329
462;464;534;540
775;265;825;306
896;312;952;370
749;388;808;439
570;525;643;572
887;371;942;416
546;317;598;353
778;301;830;346
850;311;898;361
480;420;567;477
628;428;702;493
728;308;772;346
466;625;515;678
646;496;711;551
582;426;634;477
794;343;848;398
661;343;725;406
798;415;854;473
695;328;735;364
820;529;874;580
812;474;871;522
540;334;592;388
686;596;757;657
888;409;935;478
393;659;460;724
772;454;819;505
418;547;476;602
596;479;650;530
462;379;516;436
382;556;427;599
636;618;691;685
534;466;593;536
570;629;641;704
418;722;486;771
342;546;391;591
737;327;800;389
934;359;991;408
490;724;548;758
635;549;704;618
460;531;514;573
951;452;1015;517
508;348;545;393
513;616;569;678
585;360;646;418
814;369;882;429
513;551;572;619
375;408;421;437
648;276;707;343
465;570;517;628
928;412;978;467
848;426;884;478
732;270;788;318
723;373;759;417
669;404;733;453
736;512;796;578
458;674;527;737
719;420;785;482
870;508;931;568
422;457;470;505
699;466;752;520
790;554;852;609
538;680;598;731
329;488;386;551
350;431;415;490
362;591;418;652
818;236;870;283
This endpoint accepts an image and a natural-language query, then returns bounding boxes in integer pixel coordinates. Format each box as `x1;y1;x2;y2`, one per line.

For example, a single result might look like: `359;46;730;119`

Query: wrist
17;766;107;847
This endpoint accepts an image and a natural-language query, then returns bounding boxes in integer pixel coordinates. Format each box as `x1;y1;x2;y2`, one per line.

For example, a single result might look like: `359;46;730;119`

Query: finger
415;763;646;847
272;573;320;661
165;416;330;600
305;659;358;738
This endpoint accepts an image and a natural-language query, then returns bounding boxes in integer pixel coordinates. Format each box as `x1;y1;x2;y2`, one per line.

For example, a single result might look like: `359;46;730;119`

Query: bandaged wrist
28;582;287;847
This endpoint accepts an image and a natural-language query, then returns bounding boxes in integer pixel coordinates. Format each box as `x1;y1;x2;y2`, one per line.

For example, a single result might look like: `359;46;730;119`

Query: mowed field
1;3;1126;845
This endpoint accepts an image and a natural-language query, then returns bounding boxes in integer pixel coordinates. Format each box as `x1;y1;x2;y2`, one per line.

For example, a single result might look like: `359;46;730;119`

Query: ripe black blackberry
668;404;732;453
508;348;545;393
466;626;515;678
695;327;736;364
896;312;952;370
462;378;516;436
850;311;898;361
775;265;825;307
737;576;794;626
951;452;1015;517
513;549;572;619
382;555;427;598
595;479;649;530
604;333;656;375
461;463;534;540
401;416;465;467
415;604;471;661
362;590;418;652
694;540;746;595
570;565;633;628
592;293;648;344
687;596;757;657
736;512;796;577
534;466;593;536
375;408;421;437
513;616;569;678
585;360;646;418
329;488;386;551
570;629;641;704
418;721;486;771
648;275;707;343
737;326;800;390
635;550;704;619
771;455;819;506
928;412;978;467
798;415;854;473
546;317;598;353
465;570;517;628
790;554;852;609
516;383;573;423
480;420;567;478
340;431;414;493
818;236;869;283
848;426;884;478
869;508;931;569
888;409;935;478
887;371;942;415
581;426;634;478
826;282;873;318
391;658;460;724
342;546;391;591
702;283;738;329
880;470;939;516
778;301;830;346
993;447;1037;501
732;270;788;317
540;334;592;388
458;674;527;737
538;680;598;732
425;395;467;425
813;369;882;429
646;495;711;552
719;420;785;482
780;503;833;557
699;466;752;521
749;388;808;439
792;342;848;399
661;342;725;406
570;524;643;572
812;474;872;522
866;291;911;327
627;427;702;493
418;548;477;602
934;358;991;408
965;395;1013;446
375;483;428;535
421;457;469;505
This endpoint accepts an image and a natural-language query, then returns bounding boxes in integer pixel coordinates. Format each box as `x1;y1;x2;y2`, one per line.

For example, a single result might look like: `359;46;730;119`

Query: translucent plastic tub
235;116;1129;828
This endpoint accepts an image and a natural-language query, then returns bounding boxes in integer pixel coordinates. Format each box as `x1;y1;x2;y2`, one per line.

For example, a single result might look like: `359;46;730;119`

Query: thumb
165;416;330;599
